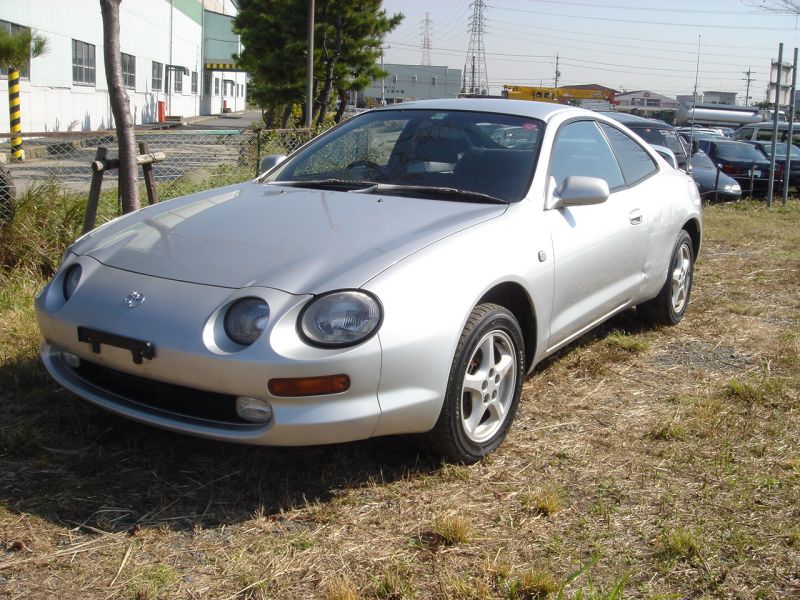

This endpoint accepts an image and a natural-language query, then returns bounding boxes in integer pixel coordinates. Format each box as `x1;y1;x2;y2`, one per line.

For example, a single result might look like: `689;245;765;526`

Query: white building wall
0;0;243;133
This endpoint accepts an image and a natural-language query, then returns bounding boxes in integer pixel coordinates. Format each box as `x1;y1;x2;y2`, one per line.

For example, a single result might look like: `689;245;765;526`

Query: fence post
83;147;108;234
139;141;159;205
7;68;23;161
255;130;262;178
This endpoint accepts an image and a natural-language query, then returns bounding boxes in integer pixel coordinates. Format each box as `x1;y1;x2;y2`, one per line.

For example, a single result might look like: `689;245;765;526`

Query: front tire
426;303;525;464
640;230;694;325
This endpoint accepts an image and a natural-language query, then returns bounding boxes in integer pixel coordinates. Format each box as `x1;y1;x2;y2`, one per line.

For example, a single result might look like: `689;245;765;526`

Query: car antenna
687;35;701;174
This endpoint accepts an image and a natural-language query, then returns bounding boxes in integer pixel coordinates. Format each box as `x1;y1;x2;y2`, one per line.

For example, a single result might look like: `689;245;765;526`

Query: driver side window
549;120;625;190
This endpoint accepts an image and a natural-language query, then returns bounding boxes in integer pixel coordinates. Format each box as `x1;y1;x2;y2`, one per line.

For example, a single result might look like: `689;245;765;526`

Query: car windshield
758;143;800;158
633;127;685;155
715;142;764;161
264;109;543;202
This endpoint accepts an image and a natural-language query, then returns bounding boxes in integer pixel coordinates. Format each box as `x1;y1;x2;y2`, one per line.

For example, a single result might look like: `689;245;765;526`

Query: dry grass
1;200;799;598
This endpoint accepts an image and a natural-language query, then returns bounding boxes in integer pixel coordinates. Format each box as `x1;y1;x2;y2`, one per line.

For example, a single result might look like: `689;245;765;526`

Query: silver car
35;99;702;463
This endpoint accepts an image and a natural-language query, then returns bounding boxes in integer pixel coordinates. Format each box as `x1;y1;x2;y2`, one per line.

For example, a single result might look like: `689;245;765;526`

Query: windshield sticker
431;113;447;120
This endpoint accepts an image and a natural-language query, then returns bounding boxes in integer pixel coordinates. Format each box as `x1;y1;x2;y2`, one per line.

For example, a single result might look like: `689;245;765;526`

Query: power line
488;4;799;31
514;0;769;16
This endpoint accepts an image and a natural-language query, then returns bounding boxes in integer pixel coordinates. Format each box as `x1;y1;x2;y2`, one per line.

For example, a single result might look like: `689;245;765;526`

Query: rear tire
640;230;694;325
426;303;525;464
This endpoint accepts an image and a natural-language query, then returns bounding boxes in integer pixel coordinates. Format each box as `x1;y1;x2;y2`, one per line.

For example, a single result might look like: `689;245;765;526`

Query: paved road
182;110;263;130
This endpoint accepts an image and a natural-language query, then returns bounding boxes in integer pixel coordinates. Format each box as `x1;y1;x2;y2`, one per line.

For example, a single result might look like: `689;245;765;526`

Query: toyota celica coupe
35;99;702;463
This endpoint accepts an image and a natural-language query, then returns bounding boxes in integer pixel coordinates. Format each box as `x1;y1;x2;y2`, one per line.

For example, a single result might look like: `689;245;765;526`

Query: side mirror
259;154;287;174
551;176;609;209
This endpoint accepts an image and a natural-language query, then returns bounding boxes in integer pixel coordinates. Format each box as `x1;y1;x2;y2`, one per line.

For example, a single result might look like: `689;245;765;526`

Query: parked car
599;112;691;169
733;122;800;145
688;150;741;202
601;112;738;200
697;138;776;194
35;99;702;463
745;140;800;188
676;126;725;139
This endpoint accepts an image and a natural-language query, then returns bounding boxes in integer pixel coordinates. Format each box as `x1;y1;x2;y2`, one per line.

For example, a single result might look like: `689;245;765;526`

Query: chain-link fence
0;127;324;199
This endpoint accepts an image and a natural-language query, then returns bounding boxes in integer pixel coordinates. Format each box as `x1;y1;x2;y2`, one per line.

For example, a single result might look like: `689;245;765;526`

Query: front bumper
35;259;383;445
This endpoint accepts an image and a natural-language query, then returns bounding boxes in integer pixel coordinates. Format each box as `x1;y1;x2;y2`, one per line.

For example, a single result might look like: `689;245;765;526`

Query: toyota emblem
123;291;146;309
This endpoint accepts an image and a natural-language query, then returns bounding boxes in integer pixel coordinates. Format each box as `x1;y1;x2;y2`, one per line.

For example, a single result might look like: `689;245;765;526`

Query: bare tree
745;0;800;13
99;0;139;213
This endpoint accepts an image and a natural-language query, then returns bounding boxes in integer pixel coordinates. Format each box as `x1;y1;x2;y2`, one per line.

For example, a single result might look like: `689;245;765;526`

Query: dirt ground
0;201;798;599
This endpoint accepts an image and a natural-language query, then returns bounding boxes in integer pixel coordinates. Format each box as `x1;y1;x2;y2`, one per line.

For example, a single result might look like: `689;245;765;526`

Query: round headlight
62;264;82;300
299;290;382;348
224;298;270;345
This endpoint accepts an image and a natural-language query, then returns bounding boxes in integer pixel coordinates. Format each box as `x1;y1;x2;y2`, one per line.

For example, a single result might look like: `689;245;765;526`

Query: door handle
629;209;643;225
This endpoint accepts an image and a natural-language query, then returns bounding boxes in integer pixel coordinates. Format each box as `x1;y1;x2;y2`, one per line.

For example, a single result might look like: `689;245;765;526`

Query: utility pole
554;53;560;88
421;12;432;67
380;45;390;105
305;0;314;128
462;0;489;95
743;67;754;105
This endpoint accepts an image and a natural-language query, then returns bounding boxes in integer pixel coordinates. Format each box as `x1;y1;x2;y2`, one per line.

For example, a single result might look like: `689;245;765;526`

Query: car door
545;119;652;349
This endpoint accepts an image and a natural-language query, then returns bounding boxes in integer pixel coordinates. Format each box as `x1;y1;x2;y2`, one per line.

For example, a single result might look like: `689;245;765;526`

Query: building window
646;98;660;107
121;53;135;89
214;77;219;95
204;71;212;95
174;69;183;93
1;20;32;79
152;61;163;91
191;70;198;94
72;39;96;85
432;76;437;86
391;75;397;83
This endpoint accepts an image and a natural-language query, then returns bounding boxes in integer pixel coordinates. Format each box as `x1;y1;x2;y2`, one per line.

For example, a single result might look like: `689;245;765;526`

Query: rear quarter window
600;123;658;185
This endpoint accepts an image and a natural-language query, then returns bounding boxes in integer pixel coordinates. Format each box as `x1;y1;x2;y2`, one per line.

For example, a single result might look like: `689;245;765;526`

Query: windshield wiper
270;179;378;191
369;184;509;204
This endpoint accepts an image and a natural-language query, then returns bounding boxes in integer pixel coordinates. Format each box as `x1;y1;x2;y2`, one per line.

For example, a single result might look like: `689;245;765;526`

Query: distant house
702;91;737;105
615;90;679;114
559;83;620;95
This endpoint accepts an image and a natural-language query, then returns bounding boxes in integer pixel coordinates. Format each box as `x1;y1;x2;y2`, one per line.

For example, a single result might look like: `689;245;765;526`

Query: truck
502;85;617;108
675;103;778;127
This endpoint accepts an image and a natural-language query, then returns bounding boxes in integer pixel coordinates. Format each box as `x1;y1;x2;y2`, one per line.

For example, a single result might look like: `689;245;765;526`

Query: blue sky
379;0;800;102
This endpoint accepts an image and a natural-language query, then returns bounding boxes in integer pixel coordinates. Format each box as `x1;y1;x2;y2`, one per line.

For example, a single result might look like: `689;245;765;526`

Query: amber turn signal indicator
268;374;350;397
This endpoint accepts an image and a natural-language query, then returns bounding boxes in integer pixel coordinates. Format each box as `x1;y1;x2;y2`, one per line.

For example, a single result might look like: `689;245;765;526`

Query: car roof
597;111;673;128
370;98;583;122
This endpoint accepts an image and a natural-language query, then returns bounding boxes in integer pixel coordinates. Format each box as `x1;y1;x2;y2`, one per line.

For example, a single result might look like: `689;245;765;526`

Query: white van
733;122;800;144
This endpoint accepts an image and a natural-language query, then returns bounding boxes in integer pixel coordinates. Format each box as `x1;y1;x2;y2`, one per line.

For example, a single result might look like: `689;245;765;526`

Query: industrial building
0;0;246;133
362;64;462;105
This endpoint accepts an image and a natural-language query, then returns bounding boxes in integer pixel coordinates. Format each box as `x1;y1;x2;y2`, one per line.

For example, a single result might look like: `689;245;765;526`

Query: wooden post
83;147;108;234
139;141;159;205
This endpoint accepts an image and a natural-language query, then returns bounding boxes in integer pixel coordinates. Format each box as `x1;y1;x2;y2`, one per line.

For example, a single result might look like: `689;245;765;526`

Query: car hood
73;182;506;294
690;167;739;190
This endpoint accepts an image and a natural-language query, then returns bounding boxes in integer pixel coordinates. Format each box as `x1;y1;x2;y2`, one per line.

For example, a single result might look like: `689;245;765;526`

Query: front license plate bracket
77;326;156;364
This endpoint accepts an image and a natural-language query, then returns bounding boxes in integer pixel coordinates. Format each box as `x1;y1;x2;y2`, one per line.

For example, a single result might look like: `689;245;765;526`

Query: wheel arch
682;218;702;261
478;282;537;371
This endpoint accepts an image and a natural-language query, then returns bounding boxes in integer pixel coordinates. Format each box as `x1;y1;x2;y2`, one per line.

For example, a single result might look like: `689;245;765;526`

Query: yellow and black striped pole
8;67;23;161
